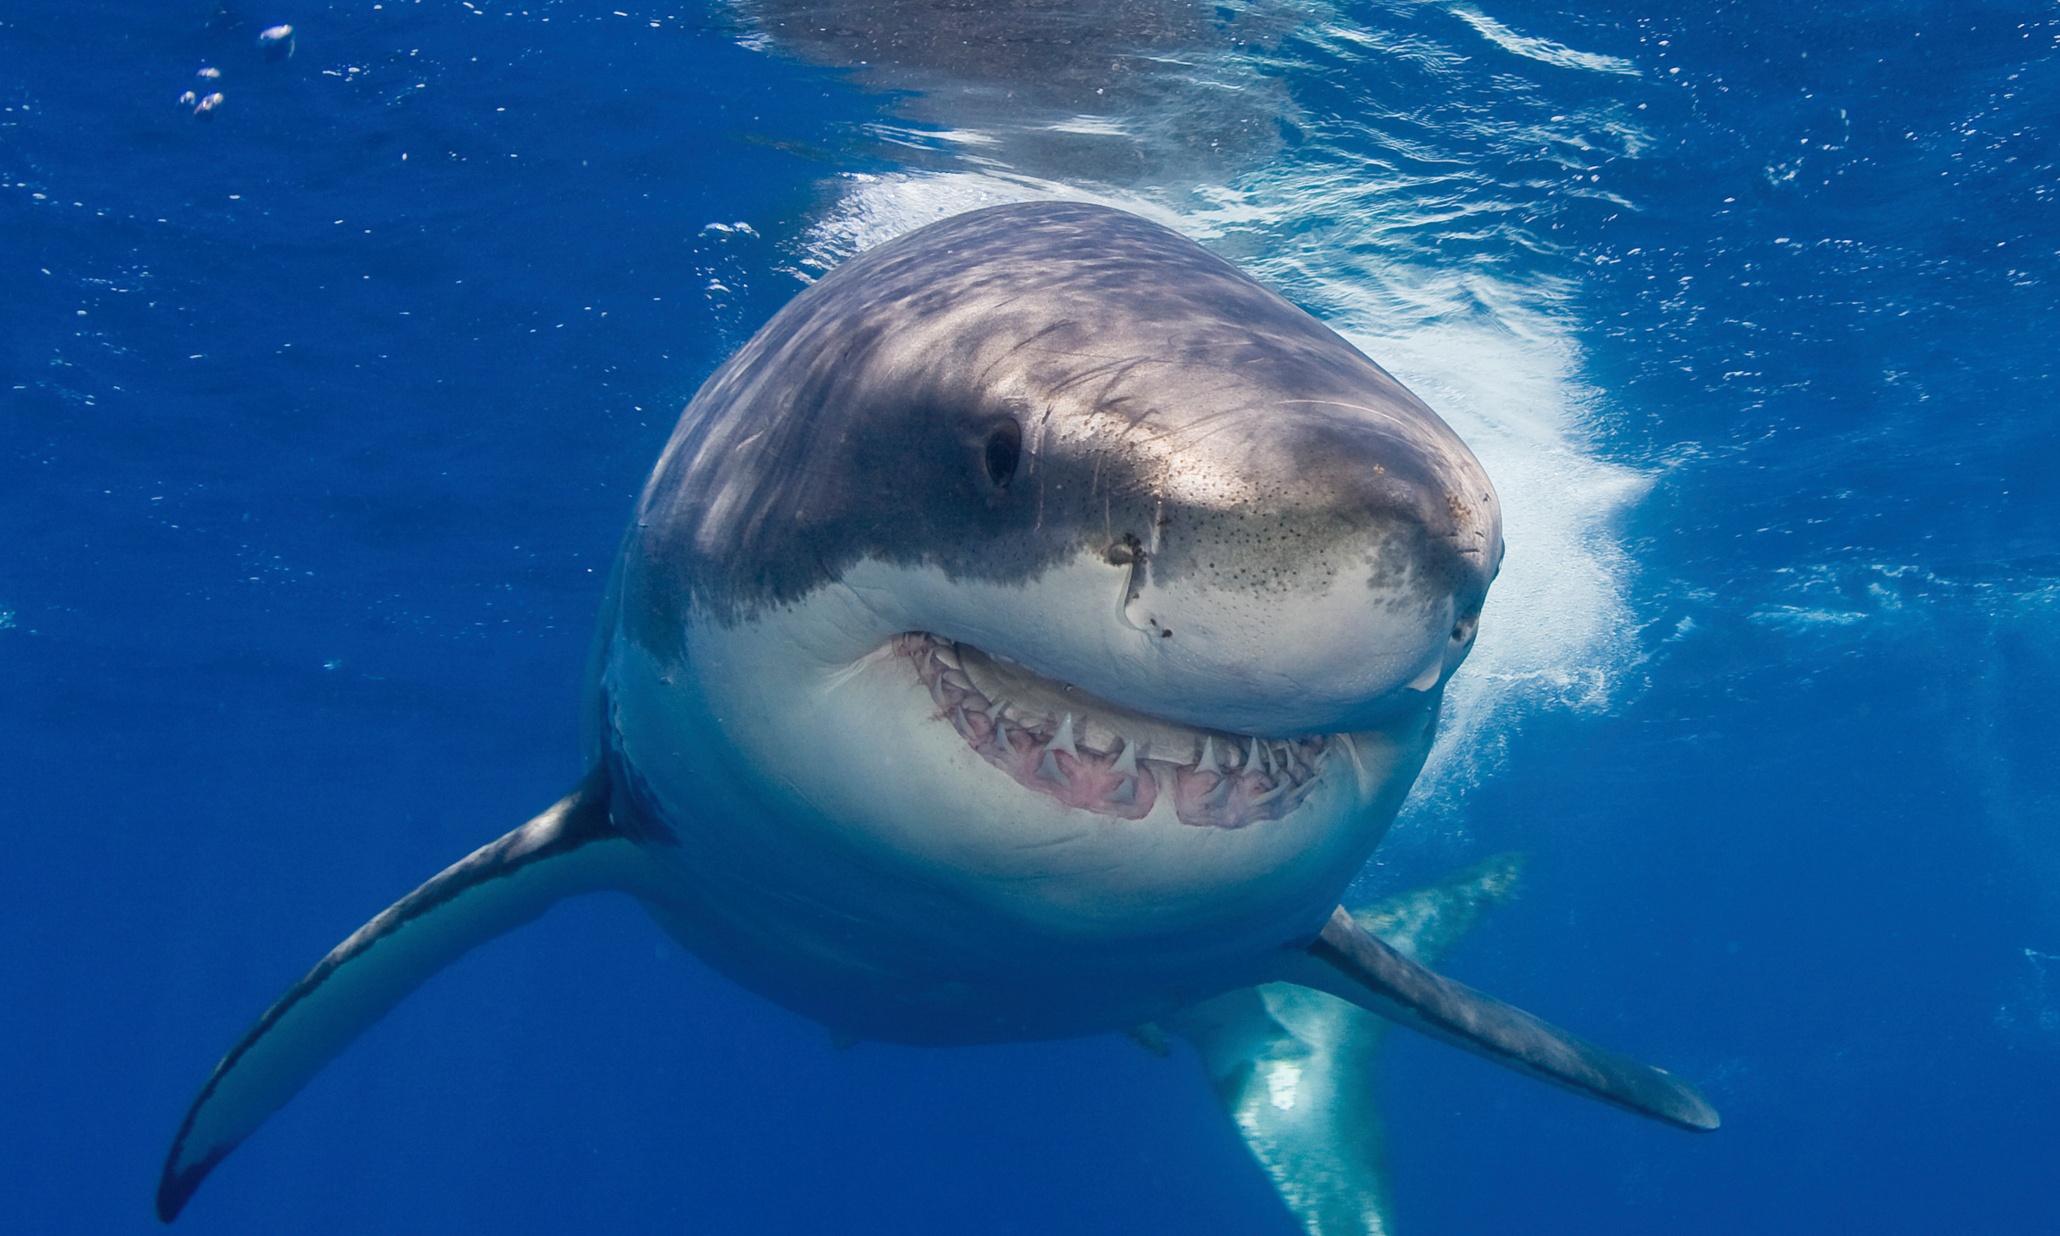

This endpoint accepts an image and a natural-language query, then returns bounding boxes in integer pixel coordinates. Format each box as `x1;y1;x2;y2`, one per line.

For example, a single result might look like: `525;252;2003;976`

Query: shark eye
983;419;1022;488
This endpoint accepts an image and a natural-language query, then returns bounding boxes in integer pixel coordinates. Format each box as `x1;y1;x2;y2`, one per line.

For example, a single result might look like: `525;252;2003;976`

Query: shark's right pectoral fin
156;767;654;1222
1285;906;1720;1133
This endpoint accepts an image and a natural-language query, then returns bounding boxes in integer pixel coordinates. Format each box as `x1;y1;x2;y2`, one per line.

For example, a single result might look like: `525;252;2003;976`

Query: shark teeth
895;632;1334;830
1046;714;1078;758
1246;781;1291;809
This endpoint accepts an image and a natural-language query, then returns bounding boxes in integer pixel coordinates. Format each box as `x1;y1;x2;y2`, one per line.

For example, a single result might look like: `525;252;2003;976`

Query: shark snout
1083;421;1500;737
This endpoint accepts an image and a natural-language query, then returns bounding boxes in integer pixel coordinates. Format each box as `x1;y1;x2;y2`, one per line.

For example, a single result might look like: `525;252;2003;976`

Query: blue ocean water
3;0;2056;1232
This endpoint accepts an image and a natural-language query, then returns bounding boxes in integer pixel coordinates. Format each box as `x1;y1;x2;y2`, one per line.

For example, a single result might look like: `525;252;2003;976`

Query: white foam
1446;5;1640;76
798;171;1117;273
1374;320;1650;808
1046;115;1134;138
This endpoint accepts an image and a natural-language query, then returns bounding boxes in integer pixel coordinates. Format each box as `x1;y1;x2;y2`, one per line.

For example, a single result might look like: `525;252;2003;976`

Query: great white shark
156;201;1715;1225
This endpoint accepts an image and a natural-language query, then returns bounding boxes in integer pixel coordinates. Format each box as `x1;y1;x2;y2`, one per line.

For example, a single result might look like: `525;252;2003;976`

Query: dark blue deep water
5;1;2057;1232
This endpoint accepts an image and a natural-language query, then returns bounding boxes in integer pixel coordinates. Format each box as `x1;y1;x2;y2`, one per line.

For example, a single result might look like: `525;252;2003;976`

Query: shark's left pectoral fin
1286;907;1720;1133
157;767;654;1222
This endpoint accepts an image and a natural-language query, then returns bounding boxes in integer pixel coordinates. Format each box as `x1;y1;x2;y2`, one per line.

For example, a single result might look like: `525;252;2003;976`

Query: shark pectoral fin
1286;906;1720;1133
157;767;650;1222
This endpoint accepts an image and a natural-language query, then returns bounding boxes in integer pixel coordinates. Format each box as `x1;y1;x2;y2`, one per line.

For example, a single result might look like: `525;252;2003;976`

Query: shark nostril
1451;614;1479;644
1103;533;1146;567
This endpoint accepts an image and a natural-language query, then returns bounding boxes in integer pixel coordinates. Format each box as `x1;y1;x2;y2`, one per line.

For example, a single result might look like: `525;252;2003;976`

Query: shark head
603;202;1502;1036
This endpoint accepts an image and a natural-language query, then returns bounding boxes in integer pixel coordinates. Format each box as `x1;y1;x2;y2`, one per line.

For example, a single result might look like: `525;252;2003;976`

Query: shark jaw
609;579;1444;955
590;539;1457;1016
598;596;1445;1044
896;632;1334;830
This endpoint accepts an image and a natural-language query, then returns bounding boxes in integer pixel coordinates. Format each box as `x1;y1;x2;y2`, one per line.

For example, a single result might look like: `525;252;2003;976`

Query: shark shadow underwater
156;201;1716;1227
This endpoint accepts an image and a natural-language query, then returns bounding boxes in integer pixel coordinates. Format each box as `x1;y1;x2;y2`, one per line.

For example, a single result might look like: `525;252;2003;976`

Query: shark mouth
896;633;1332;829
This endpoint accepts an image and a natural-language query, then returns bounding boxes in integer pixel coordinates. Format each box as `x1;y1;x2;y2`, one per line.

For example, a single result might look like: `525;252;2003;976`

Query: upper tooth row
996;703;1311;781
914;635;1318;779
